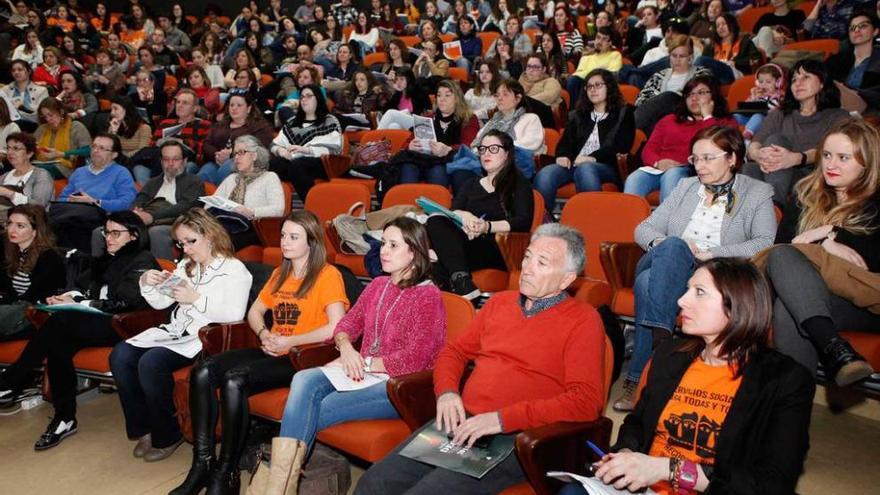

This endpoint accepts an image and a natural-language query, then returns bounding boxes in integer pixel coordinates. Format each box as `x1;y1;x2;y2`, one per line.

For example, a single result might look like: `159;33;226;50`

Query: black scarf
705;174;737;214
434;112;461;146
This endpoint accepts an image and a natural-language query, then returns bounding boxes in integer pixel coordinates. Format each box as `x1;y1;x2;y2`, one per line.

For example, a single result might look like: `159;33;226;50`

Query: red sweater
433;291;605;433
641;114;738;167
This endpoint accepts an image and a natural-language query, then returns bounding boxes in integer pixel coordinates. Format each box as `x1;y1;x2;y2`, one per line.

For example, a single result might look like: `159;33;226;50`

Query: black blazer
613;340;815;494
0;248;66;304
133;172;206;222
77;242;159;313
556;105;636;168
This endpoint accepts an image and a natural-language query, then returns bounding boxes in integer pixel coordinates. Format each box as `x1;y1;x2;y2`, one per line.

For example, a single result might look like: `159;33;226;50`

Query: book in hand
415;196;462;227
398;422;516;479
547;471;658;495
161;123;186;139
33;302;107;315
199;195;242;212
319;363;389;391
443;40;463;61
413;115;437;142
341;112;372;132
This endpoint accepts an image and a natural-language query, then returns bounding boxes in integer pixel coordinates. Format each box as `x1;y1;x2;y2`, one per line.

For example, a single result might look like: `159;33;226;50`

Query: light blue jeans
197;158;235;185
534;162;619;211
623;165;692;202
278;367;399;449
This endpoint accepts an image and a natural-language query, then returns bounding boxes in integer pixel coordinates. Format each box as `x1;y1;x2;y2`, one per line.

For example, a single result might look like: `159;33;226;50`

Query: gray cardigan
0;166;54;207
635;175;777;258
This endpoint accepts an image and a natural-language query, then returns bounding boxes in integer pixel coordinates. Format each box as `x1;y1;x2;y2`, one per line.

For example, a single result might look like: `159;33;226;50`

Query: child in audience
735;63;786;143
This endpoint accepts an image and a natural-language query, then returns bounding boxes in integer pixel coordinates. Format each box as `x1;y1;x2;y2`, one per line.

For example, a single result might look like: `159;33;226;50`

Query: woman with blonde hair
169;210;348;494
110;208;253;466
396;79;480;186
765;117;880;387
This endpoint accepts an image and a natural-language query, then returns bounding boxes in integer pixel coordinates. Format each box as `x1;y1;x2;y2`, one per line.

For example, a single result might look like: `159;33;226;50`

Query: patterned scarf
704;174;737;214
471;106;526;148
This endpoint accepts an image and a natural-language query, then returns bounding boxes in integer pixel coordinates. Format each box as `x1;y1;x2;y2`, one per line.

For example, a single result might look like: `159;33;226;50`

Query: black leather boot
822;337;874;387
169;362;218;495
205;368;251;495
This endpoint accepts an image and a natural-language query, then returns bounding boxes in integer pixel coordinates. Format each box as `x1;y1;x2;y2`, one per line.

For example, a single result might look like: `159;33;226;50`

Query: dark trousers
109;342;194;448
355;426;526;495
634;91;681;134
189;347;295;465
0;312;119;420
269;155;328;203
766;245;880;375
425;216;506;284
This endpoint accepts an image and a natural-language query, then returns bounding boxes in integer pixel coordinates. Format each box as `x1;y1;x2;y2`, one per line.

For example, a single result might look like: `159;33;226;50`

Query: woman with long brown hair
766;117;880;387
169;210;348;494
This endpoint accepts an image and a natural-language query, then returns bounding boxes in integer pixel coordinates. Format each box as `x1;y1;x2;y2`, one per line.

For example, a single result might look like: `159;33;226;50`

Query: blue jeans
399;162;449;186
534;162;619;211
197;158;235;185
279;367;399;449
566;75;585;107
627;237;696;383
618;57;669;88
623;165;692;202
132;164;152;185
109;342;194;448
735;112;766;137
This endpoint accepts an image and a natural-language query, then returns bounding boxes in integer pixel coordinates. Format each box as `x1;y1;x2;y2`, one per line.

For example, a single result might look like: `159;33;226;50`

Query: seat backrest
620;84;639;105
363;52;388;69
544;128;561;156
531;189;545;231
203;181;217;196
359;129;413;154
477;31;500;56
281;182;293;215
304;182;372;223
382;183;453;209
448;67;469;83
738;6;773;34
157;258;176;272
726;74;756;113
560;192;651;281
399;35;420;47
783;39;840;59
441;291;476;342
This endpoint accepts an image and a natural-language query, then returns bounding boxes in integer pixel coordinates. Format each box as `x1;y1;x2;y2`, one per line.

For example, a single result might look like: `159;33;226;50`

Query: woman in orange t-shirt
561;259;815;495
172;210;350;495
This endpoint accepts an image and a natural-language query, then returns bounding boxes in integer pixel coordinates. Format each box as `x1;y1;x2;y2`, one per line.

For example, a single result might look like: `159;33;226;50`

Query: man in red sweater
356;223;606;495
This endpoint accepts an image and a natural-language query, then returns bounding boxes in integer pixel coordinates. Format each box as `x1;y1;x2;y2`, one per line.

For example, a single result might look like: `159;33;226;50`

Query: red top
433;291;606;433
641;114;738;167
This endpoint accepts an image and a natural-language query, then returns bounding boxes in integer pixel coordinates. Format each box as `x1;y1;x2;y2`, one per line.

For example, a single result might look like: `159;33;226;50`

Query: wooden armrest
616;153;630;182
289;343;339;371
254;217;283;247
321;154;352;179
515;417;614;495
198;321;257;355
387;370;436;431
111;308;173;340
599;241;644;292
496;232;532;273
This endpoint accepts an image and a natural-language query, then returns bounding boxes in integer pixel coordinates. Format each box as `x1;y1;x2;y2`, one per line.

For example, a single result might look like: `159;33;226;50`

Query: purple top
332;276;446;377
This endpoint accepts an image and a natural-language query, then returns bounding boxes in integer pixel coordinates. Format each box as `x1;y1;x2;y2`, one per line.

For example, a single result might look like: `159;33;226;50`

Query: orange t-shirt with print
648;358;743;494
258;264;349;336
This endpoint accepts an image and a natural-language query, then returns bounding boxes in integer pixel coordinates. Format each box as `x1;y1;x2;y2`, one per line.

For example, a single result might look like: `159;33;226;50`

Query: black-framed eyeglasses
174;238;199;249
101;227;130;239
476;144;507;155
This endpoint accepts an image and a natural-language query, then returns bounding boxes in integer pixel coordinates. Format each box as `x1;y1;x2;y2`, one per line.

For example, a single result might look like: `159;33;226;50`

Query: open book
416;196;462;228
199;195;242;212
413;115;437;142
547;471;658;495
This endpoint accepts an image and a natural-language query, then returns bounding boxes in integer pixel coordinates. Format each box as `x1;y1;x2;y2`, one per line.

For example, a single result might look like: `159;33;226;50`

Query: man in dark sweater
357;223;606;494
90;140;204;259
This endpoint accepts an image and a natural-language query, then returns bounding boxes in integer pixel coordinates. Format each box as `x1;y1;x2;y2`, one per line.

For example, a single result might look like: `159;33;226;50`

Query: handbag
352;139;393;167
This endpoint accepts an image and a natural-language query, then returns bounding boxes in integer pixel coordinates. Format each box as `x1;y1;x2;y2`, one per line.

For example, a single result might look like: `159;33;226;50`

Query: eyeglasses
476;144;507;155
526;64;543;70
687;152;728;165
850;22;872;32
586;82;606;91
174;238;198;249
101;228;130;239
6;144;26;152
232;149;253;157
686;89;712;98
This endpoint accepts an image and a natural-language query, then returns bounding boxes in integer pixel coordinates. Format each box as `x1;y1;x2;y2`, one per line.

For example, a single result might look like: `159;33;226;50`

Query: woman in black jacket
534;68;635;213
560;258;814;495
0;211;159;449
0;205;65;340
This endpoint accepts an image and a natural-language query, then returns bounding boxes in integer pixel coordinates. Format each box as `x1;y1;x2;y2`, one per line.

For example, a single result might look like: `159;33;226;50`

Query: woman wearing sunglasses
0;211;159;447
425;129;534;300
109;208;253;465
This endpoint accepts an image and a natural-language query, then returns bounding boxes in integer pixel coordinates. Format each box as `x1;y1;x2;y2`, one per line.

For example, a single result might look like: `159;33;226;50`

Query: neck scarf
471;106;526;148
578;111;608;157
704;174;737;214
230;168;264;204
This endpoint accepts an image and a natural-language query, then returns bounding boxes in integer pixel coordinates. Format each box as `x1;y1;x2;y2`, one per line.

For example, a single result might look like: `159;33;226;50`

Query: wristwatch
364;356;373;373
678;460;698;493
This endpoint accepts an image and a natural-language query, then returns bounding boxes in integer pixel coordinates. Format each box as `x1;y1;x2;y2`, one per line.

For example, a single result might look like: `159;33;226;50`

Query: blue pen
586;440;607;459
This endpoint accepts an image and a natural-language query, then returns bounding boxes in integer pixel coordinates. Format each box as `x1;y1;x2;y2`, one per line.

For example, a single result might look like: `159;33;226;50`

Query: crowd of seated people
0;1;877;494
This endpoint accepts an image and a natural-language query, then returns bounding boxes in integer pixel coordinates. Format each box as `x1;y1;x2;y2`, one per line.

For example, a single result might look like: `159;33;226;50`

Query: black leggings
425;215;506;284
0;311;119;420
188;347;295;467
269;155;328;203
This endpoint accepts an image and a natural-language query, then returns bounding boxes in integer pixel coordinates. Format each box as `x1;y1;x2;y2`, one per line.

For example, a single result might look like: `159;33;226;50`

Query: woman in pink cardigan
250;216;447;494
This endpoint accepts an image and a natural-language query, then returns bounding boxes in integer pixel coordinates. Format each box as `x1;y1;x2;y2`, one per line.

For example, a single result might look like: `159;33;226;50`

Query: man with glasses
566;27;622;106
827;11;880;111
91;140;204;259
50;133;136;253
